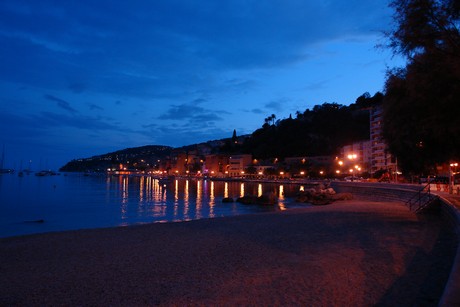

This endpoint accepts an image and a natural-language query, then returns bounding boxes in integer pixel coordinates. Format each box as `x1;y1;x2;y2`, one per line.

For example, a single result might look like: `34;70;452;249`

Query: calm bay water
0;173;308;238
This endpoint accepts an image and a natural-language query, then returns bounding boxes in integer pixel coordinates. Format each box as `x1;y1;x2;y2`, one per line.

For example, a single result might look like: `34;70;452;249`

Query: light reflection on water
0;173;309;238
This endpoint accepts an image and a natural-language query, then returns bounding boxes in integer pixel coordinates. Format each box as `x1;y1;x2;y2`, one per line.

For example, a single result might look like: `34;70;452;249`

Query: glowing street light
347;154;357;160
449;162;458;194
349;169;355;182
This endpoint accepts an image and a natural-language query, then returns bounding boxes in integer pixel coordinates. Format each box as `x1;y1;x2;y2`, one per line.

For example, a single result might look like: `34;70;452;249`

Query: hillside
60;92;382;172
59;145;173;172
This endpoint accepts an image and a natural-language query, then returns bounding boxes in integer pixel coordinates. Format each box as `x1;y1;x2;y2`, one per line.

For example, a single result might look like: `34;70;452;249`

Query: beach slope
0;201;455;306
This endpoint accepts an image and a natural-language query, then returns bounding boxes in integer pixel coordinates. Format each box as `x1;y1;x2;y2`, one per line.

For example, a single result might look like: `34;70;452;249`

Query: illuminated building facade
370;105;397;175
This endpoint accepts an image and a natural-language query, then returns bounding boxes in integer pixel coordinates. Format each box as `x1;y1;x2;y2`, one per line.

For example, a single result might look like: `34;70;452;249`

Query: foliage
383;0;460;174
240;95;380;160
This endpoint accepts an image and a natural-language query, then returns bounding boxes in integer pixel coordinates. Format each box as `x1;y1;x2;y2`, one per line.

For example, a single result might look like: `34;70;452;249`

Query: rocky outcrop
236;192;278;206
296;184;352;205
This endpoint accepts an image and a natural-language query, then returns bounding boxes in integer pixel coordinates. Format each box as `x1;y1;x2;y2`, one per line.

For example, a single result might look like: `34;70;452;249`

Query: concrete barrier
435;195;460;306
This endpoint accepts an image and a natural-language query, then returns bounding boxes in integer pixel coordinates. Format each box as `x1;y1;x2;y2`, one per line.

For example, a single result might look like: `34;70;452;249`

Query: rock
295;187;350;205
236;195;259;205
257;192;278;205
236;193;278;206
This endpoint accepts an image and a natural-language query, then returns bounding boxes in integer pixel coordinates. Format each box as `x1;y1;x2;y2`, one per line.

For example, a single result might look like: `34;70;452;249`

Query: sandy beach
0;200;456;306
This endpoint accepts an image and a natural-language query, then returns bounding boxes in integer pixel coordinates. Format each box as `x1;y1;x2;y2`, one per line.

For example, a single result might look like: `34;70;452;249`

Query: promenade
0;198;455;306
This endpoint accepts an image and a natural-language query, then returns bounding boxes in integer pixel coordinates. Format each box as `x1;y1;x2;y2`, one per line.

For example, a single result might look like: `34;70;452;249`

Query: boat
35;170;60;176
0;146;14;174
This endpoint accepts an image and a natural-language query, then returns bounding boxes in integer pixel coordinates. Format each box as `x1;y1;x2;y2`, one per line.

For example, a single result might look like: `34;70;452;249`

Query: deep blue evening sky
0;0;403;170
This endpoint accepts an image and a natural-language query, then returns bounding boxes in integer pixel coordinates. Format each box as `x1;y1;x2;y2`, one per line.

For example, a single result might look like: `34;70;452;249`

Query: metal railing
405;182;438;212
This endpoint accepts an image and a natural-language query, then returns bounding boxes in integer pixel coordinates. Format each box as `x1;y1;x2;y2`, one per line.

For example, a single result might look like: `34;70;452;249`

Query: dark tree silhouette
383;0;460;174
232;129;237;143
241;97;373;160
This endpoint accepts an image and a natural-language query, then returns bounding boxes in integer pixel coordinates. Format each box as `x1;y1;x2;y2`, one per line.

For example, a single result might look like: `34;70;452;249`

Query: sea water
0;173;308;238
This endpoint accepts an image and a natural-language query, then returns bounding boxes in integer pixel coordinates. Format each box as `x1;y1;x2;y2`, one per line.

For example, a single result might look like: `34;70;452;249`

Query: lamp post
450;163;458;194
347;153;357;181
337;160;343;179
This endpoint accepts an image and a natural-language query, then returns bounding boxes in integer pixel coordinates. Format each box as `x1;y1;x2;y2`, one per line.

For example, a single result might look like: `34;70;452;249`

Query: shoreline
0;200;456;306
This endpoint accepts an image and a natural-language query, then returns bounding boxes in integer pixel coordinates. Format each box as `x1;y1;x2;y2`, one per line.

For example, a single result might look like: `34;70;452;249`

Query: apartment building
370;105;397;175
228;154;252;177
340;140;372;173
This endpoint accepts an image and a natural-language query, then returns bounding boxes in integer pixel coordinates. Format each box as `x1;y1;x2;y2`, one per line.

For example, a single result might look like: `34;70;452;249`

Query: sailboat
18;160;24;177
0;145;14;174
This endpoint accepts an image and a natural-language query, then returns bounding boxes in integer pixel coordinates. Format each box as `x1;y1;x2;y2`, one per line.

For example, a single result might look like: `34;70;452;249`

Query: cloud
142;123;157;129
192;98;207;104
68;82;87;93
265;98;289;112
0;0;396;159
36;112;124;131
0;0;393;100
44;94;78;114
304;79;331;91
159;100;228;122
88;103;104;111
141;119;230;147
250;108;264;114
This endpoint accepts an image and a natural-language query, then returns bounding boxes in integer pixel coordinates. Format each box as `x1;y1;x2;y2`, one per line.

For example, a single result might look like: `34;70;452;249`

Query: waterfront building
169;150;202;175
340;140;372;174
228;154;252;177
203;154;230;177
370;105;397;176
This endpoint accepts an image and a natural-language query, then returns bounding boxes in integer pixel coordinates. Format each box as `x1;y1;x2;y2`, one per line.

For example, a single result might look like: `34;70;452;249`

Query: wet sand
0;200;456;306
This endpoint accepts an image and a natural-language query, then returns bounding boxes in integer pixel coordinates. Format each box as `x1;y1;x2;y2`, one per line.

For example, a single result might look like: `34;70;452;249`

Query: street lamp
347;154;357;160
449;162;458;194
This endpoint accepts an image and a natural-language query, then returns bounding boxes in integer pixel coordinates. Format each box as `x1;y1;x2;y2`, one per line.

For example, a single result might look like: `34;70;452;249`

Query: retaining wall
435;195;460;306
330;181;422;203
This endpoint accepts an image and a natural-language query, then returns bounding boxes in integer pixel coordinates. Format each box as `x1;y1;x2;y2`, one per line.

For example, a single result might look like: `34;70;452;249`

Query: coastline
0;200;456;306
